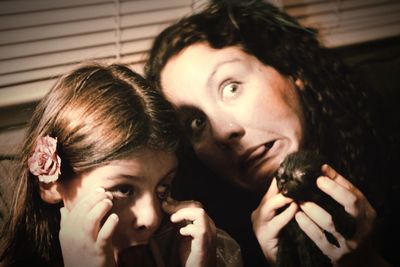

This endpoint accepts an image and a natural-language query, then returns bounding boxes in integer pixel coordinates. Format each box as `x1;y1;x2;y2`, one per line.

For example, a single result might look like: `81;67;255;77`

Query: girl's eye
156;183;171;200
221;82;241;101
109;184;135;198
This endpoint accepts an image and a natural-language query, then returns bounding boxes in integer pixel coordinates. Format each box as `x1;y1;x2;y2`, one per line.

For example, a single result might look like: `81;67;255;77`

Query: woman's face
60;149;177;253
160;43;305;192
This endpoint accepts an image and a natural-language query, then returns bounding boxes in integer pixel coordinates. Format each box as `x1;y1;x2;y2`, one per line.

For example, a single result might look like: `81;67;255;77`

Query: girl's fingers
179;223;198;237
71;188;112;219
60;207;69;229
84;198;113;237
170;207;207;225
162;197;202;215
96;213;119;249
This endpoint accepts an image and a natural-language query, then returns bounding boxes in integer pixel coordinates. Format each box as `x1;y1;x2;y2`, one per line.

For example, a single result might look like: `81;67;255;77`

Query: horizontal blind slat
0;45;117;75
297;2;400;28
120;22;174;42
0;31;117;60
320;12;400;33
0;17;116;45
120;7;191;28
322;23;400;47
286;0;395;17
312;9;400;30
120;0;190;14
0;3;115;30
120;39;153;56
0;64;76;88
0;79;57;107
0;0;112;15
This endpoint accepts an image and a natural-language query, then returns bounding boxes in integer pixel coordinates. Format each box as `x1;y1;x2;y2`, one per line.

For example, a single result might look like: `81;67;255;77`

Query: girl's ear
39;181;63;203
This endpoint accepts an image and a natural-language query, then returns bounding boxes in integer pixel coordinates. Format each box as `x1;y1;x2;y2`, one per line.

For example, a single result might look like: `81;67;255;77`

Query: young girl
0;63;242;267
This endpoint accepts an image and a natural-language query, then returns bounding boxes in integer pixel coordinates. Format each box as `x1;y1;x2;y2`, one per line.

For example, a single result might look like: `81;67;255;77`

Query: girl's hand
59;188;119;267
251;178;298;263
162;197;217;267
296;164;380;266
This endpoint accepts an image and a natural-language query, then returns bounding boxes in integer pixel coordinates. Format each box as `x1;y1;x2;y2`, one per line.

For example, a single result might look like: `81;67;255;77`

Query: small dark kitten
275;151;356;267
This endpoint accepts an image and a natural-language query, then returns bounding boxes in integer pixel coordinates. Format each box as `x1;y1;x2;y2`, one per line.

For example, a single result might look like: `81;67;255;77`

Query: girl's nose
134;194;160;231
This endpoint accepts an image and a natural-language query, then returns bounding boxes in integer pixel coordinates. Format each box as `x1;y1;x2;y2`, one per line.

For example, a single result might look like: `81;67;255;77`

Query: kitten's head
275;151;326;201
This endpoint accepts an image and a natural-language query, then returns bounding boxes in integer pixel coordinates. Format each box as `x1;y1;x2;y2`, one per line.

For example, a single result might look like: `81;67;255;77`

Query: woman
145;0;397;266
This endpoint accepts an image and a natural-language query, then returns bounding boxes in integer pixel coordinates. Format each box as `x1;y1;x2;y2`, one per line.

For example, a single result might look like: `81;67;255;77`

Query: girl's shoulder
215;228;243;267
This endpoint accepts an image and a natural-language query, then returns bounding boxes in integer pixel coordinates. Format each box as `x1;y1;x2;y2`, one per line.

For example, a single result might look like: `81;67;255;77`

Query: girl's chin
115;241;150;253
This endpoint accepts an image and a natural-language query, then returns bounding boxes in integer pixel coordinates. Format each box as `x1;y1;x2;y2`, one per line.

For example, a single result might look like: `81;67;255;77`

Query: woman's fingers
257;193;294;220
300;202;335;233
321;164;357;190
317;176;362;216
263;202;298;239
295;211;350;262
265;178;279;200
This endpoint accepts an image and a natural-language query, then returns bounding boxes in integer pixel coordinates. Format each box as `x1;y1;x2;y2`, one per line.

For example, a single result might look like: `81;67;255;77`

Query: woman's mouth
240;141;275;171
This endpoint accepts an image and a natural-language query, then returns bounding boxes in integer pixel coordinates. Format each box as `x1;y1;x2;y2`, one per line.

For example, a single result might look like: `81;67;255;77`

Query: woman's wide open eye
221;81;241;102
183;111;207;139
190;116;206;132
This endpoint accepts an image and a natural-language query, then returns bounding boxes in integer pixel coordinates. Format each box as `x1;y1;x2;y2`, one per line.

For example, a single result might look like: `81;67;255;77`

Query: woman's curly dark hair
145;0;386;199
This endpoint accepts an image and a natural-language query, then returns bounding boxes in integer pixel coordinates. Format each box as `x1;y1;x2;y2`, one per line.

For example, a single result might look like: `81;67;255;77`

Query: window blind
0;0;205;108
0;0;399;108
282;0;400;48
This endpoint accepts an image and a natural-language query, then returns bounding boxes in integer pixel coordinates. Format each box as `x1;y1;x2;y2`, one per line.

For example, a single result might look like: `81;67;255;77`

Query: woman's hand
295;164;382;266
59;188;119;267
251;178;298;263
162;197;217;267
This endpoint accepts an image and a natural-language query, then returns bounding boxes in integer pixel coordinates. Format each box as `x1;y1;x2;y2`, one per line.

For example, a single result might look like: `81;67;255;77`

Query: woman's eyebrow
206;58;241;87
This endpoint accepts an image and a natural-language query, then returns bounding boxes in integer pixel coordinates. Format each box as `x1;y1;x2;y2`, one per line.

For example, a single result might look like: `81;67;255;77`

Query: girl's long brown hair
0;63;179;266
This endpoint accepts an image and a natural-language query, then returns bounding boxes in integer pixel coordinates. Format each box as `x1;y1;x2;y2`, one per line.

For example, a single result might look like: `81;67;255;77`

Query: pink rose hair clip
28;135;61;183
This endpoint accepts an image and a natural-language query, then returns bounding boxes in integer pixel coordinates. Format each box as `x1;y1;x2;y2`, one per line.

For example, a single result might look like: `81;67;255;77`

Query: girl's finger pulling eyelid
95;187;113;200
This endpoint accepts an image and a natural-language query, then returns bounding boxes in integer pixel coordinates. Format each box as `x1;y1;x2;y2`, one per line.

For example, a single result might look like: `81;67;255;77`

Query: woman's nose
211;118;245;146
134;194;160;231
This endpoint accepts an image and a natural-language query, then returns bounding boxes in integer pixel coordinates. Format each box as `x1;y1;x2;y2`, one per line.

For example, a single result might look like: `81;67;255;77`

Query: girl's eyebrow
105;174;143;182
105;167;178;183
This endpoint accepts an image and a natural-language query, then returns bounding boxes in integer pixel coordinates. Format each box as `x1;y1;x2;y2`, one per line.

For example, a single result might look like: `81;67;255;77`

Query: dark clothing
174;148;400;267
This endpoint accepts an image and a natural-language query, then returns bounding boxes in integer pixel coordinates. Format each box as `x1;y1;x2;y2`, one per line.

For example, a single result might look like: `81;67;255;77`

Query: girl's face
60;149;177;252
160;43;305;192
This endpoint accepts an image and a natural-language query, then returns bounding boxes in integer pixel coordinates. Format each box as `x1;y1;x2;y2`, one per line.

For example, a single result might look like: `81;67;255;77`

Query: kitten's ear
39;181;63;203
294;78;305;91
